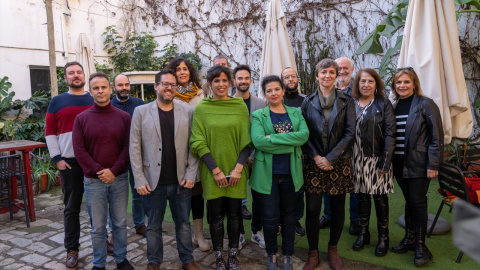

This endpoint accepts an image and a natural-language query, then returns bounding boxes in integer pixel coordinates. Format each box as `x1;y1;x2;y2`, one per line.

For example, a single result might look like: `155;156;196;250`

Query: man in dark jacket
281;67;307;236
111;74;147;238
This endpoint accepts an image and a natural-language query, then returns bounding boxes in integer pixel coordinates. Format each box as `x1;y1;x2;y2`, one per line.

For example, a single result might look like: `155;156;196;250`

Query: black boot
374;195;389;257
391;214;414;253
414;226;433;266
352;193;370;251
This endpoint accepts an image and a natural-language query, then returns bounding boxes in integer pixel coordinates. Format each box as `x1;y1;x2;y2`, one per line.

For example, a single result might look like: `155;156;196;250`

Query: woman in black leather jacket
390;67;443;267
301;58;356;270
349;68;396;257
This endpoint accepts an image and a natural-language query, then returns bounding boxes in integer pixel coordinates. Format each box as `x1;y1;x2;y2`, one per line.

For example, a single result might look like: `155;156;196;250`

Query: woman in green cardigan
250;75;309;270
190;65;251;270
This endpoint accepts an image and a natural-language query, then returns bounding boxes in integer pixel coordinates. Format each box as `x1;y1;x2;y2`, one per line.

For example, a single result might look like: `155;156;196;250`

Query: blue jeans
145;183;194;265
128;166;149;227
323;193;358;222
258;174;297;256
84;173;128;267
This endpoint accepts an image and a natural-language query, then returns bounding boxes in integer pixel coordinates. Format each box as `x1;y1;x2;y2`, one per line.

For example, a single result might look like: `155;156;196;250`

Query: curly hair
206;65;231;84
166;57;200;87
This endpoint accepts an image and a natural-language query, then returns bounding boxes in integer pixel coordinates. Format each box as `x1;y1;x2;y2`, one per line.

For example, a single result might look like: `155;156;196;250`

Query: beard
158;91;174;104
67;79;85;89
116;90;130;100
285;82;299;93
235;84;250;92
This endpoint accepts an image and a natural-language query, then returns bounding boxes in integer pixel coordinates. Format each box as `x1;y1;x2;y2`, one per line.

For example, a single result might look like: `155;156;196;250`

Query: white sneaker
238;233;246;250
251;231;266;249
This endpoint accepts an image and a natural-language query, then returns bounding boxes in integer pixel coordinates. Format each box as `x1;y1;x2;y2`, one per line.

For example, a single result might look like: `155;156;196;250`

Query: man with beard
111;74;147;239
335;57;355;96
45;61;93;268
233;64;267;250
281;67;307;236
202;55;236;97
129;69;201;270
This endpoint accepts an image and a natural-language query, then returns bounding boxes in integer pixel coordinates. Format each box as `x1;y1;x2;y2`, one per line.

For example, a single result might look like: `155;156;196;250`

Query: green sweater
249;105;309;194
190;96;252;200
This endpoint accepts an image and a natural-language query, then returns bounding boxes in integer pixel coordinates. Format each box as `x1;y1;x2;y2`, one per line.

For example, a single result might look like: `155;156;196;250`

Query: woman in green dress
190;66;251;270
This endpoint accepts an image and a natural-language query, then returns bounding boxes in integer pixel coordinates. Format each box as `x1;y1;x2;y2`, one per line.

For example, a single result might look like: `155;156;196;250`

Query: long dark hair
166;57;200;87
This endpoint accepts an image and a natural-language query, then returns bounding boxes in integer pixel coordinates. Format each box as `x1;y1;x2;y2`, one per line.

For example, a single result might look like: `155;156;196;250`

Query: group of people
45;54;443;270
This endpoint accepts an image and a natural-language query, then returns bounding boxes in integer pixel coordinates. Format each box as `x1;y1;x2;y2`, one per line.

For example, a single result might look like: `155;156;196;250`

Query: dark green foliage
102;26;202;73
0;76;49;141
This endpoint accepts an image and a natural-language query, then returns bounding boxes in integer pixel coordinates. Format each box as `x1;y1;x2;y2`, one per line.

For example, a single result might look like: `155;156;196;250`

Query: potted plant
30;149;58;193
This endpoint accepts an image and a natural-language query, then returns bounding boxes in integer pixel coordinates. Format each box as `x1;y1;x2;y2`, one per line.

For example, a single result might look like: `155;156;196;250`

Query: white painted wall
0;0;127;99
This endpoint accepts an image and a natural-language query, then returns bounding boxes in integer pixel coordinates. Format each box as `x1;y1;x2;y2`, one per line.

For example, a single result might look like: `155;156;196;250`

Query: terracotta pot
56;174;62;186
41;173;48;191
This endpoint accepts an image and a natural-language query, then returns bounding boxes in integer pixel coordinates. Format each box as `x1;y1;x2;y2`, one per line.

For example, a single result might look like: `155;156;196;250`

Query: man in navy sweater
72;72;133;270
111;74;147;238
46;61;93;268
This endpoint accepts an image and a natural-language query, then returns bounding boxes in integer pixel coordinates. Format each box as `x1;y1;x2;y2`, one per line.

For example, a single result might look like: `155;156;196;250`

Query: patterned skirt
304;157;354;195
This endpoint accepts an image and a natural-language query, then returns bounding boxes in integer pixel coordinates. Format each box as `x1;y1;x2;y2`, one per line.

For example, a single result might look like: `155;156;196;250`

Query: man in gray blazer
233;64;267;250
129;69;200;270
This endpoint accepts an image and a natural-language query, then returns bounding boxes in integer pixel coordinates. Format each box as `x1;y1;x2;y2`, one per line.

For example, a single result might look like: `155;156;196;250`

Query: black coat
393;94;444;178
357;96;396;172
301;89;356;165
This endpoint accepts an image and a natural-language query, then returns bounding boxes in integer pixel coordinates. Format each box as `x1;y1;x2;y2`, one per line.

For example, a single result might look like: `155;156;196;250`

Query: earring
375;88;378;94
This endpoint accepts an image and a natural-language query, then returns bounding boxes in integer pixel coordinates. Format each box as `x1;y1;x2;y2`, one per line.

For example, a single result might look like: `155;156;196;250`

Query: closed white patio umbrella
396;0;473;143
75;33;96;91
259;0;298;98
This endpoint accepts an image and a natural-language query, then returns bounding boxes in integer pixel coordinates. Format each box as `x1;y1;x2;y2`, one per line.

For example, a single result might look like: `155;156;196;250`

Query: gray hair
335;57;354;68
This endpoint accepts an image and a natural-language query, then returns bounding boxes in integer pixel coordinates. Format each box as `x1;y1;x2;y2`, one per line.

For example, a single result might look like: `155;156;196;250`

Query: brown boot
328;245;343;270
182;261;201;270
303;250;319;270
106;234;114;256
65;250;78;268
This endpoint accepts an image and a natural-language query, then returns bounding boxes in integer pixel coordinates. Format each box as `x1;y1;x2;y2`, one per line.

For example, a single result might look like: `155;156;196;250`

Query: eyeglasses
157;82;177;89
395;67;414;73
283;75;298;80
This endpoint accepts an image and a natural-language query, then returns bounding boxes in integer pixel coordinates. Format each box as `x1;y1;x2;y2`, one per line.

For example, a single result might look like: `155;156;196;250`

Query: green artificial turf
126;179;478;269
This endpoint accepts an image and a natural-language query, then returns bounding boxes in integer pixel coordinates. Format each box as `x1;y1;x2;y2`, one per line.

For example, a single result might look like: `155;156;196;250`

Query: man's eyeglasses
157;82;177;89
395;67;414;73
283;75;298;80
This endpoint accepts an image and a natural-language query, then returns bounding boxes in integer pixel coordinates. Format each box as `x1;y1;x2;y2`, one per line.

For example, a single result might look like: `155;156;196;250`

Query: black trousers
191;194;204;220
207;197;242;251
393;156;431;229
59;162;85;252
305;192;346;249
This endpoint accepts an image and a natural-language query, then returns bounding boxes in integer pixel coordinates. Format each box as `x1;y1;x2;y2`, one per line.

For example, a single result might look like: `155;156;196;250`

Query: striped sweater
45;92;93;164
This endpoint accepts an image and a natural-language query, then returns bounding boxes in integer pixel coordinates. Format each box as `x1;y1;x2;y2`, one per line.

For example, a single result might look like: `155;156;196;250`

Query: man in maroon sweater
72;72;133;270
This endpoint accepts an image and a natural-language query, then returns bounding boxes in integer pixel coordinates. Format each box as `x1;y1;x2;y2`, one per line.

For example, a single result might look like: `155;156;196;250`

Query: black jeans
59;162;85;252
240;188;262;234
393;158;431;229
207;197;242;251
306;192;346;249
257;174;297;256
